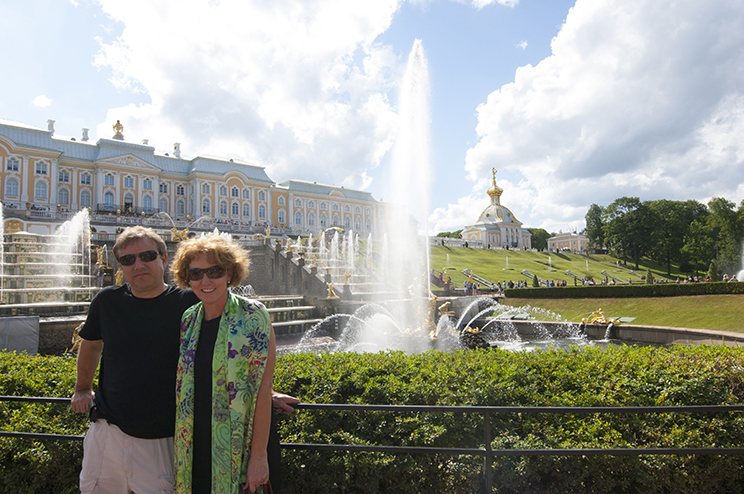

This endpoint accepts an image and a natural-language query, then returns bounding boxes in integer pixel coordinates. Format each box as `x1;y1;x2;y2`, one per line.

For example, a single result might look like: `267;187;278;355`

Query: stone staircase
255;295;324;336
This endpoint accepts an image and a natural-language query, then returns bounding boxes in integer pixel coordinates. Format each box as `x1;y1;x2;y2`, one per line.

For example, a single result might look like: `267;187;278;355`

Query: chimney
142;139;149;145
81;128;89;142
47;119;55;136
174;143;181;159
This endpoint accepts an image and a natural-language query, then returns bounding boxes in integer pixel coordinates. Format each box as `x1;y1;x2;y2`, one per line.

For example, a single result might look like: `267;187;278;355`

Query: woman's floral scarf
174;292;271;494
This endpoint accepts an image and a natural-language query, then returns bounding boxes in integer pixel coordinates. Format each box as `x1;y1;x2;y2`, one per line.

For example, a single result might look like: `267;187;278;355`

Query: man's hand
271;391;300;414
71;389;94;413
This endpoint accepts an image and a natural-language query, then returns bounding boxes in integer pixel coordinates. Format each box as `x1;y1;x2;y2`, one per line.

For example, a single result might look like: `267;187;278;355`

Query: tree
532;274;540;287
708;262;718;282
603;197;655;269
645;269;654;284
436;230;463;238
681;220;715;275
707;197;744;276
584;204;605;250
527;228;553;252
648;199;708;276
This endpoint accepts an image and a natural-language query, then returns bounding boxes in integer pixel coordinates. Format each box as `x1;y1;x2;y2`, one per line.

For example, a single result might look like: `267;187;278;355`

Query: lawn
500;294;744;333
429;245;688;288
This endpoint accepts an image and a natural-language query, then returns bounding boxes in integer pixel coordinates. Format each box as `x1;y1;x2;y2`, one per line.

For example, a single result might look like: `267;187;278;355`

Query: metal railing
2;397;744;492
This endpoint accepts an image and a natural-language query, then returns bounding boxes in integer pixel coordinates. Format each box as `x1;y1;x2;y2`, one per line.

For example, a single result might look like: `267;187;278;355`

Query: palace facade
0;118;385;237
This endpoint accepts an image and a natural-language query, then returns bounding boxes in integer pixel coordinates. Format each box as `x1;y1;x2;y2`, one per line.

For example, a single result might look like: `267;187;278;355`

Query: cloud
472;0;519;8
453;0;744;230
93;0;404;190
33;95;52;108
516;40;527;50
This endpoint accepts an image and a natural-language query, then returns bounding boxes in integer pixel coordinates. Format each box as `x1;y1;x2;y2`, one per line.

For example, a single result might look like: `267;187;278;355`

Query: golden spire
487;167;503;204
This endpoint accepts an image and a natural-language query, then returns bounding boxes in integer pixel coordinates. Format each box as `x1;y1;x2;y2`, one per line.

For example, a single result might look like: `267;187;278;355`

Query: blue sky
2;0;743;235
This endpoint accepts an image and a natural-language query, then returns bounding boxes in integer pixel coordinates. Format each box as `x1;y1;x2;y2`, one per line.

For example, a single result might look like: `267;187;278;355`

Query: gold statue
95;246;106;266
312;255;318;267
70;321;85;354
115;268;124;286
112;120;124;139
343;271;351;285
170;226;190;242
325;283;339;300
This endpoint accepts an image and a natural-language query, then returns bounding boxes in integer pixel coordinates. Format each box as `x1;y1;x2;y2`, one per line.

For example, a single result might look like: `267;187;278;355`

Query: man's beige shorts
79;419;175;494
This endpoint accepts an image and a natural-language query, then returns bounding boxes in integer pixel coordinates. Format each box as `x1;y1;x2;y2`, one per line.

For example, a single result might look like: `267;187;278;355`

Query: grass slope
429;245;742;332
430;245;688;288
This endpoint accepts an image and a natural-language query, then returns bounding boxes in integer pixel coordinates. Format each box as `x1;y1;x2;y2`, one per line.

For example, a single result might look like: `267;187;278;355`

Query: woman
171;234;276;494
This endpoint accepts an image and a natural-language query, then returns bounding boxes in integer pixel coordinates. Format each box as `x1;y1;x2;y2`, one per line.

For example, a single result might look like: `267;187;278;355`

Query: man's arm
271;390;300;414
70;338;103;413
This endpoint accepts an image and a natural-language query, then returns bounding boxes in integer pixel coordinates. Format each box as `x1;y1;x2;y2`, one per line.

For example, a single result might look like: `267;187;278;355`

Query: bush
4;347;744;493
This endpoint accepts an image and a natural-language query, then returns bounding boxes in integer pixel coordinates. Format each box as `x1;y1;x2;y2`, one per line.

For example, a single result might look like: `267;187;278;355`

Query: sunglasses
187;265;227;281
118;250;159;266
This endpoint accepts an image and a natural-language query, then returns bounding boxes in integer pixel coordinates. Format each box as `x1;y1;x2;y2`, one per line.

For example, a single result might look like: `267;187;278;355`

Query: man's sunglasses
118;250;160;266
187;265;227;281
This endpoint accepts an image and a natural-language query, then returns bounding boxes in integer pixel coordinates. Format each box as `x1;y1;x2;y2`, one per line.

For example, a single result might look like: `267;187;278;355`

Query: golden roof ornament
112;120;124;140
487;167;503;204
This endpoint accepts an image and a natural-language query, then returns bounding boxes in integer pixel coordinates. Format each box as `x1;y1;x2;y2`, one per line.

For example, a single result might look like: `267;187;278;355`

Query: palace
0;118;385;237
460;169;532;249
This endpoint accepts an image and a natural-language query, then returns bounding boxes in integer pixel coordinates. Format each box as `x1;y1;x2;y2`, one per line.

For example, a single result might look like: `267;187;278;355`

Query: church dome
476;169;520;225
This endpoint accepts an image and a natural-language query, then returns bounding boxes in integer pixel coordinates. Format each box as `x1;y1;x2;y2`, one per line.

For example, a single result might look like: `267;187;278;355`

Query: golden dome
487;168;503;203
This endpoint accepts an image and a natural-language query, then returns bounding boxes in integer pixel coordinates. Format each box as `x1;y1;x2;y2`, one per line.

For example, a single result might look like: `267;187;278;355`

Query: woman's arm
246;326;276;492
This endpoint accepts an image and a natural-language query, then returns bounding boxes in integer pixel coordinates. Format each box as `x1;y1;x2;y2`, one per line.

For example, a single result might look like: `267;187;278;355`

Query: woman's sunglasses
118;250;159;266
187;265;227;281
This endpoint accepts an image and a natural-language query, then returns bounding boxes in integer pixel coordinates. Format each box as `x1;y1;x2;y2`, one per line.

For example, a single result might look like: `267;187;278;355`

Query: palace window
295;211;302;226
35;181;47;199
308;200;315;208
58;170;70;183
104;192;114;207
295;198;302;207
355;218;361;231
243;203;250;218
344;205;350;212
258;190;266;201
35;162;48;175
220;200;228;215
220;186;228;197
143;195;152;211
159;197;169;213
58;188;69;205
320;213;328;227
202;198;211;214
6;158;19;172
159;183;168;194
176;199;185;215
278;209;285;224
202;183;211;194
143;179;152;190
124;176;134;188
242;188;250;200
231;187;239;198
80;190;91;208
278;196;285;206
232;202;239;215
80;173;91;185
308;212;315;226
5;178;18;196
320;202;327;210
366;219;372;231
258;204;266;219
344;217;351;229
105;174;114;186
176;184;185;196
355;206;361;214
332;204;339;211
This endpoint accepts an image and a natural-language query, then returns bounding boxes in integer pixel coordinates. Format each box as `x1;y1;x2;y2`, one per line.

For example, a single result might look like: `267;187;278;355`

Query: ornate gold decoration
325;283;339;300
112;120;124;139
170;227;190;242
115;268;124;285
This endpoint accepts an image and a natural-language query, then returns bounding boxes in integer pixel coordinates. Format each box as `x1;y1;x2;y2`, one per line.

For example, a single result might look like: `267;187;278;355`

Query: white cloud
516;40;527;50
92;0;404;190
449;0;744;231
472;0;519;8
33;95;52;108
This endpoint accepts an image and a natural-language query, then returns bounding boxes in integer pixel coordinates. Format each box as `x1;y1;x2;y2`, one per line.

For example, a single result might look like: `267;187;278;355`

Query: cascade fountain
0;207;98;315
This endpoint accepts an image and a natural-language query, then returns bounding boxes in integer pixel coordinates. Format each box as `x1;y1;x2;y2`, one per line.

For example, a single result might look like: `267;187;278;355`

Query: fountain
1;207;98;315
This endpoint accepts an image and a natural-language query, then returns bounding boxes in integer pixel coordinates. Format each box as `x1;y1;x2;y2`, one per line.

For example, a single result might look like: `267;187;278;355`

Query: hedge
504;281;744;299
3;346;744;493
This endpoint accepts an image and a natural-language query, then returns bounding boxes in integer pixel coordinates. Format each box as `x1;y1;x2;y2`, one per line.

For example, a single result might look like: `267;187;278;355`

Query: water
379;38;432;334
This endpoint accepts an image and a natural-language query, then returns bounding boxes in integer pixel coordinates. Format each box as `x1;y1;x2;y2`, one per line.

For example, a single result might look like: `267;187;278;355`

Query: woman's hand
246;455;269;493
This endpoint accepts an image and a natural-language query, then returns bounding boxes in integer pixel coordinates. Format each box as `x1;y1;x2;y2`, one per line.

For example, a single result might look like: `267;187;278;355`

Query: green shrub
4;347;744;493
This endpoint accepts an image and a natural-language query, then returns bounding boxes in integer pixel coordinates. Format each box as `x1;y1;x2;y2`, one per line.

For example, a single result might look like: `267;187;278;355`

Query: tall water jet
381;39;432;332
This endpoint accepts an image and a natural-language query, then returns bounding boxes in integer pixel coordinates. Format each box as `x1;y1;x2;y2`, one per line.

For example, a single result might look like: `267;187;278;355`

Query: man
72;226;298;493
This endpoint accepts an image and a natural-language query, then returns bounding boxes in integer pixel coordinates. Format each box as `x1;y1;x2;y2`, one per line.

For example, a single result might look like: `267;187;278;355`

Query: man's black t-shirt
79;284;199;439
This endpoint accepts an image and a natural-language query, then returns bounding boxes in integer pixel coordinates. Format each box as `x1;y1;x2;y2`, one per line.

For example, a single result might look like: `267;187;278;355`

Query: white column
95;169;104;208
50;159;59;206
20;156;29;202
